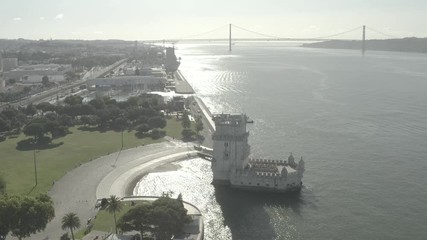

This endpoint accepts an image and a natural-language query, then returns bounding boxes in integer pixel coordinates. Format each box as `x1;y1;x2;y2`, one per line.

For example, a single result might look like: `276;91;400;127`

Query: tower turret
288;153;296;168
297;157;305;178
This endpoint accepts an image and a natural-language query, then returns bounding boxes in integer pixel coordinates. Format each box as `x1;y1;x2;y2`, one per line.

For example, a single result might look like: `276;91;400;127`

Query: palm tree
105;195;123;235
61;212;81;240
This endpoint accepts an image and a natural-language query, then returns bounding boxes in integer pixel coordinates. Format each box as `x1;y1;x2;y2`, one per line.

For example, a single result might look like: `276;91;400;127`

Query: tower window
224;142;229;147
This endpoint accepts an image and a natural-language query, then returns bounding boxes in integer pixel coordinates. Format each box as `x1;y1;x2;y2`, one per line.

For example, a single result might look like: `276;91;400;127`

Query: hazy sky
1;0;426;40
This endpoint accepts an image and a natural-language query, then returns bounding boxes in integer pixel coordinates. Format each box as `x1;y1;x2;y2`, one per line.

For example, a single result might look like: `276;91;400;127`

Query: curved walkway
28;140;196;240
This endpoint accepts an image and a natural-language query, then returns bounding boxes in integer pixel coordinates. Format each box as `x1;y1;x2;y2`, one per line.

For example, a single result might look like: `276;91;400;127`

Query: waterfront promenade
18;69;210;240
28;139;197;240
175;70;195;94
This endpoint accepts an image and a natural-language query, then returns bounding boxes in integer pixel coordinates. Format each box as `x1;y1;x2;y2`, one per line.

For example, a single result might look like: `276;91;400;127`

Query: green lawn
92;201;145;232
0;118;186;195
74;200;147;239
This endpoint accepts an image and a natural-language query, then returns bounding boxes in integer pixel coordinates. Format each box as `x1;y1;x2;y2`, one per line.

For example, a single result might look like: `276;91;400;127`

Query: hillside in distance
302;37;427;53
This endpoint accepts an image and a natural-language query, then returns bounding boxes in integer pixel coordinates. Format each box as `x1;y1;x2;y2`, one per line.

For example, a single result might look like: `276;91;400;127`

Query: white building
211;114;305;192
2;64;72;84
87;76;166;91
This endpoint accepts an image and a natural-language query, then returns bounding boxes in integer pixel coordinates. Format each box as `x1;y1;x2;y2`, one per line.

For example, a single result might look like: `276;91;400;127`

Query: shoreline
124;163;180;196
31;69;208;240
175;70;195;94
32;142;197;240
121;153;196;197
125;69;215;197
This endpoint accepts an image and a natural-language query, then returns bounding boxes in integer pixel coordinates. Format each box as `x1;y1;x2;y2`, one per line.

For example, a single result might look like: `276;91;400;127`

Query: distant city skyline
1;0;426;40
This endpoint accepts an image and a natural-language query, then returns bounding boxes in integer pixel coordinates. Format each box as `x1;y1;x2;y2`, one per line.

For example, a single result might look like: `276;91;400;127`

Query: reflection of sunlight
176;48;248;115
148;91;193;100
133;158;232;240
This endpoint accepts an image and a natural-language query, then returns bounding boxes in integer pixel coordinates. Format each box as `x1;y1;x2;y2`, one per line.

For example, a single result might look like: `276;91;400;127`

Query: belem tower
211;113;305;192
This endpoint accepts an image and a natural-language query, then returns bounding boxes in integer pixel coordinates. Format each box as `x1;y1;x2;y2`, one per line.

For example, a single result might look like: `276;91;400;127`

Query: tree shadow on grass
27;185;37;195
181;137;195;142
135;131;166;140
16;137;64;151
135;132;150;139
78;125;130;133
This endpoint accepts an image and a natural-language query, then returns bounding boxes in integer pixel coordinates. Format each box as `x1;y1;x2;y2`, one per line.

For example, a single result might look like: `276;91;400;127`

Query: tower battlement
211;113;304;192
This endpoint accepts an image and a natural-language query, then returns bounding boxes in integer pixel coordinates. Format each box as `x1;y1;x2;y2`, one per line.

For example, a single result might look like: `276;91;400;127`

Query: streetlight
121;130;124;149
32;139;38;186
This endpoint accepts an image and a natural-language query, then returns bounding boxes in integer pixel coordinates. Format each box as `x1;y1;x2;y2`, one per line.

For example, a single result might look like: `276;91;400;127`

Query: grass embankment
0;118;185;195
74;200;146;239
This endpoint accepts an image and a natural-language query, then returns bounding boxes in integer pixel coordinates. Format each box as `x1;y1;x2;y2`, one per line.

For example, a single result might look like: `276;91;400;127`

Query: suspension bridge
141;24;400;53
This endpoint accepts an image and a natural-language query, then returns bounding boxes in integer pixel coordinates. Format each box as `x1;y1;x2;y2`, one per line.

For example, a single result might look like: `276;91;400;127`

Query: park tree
0;117;11;132
195;116;204;135
61;212;80;240
23;86;31;94
1;108;19;119
125;107;144;121
126;96;139;107
45;120;68;139
60;104;95;118
80;115;99;127
136;124;152;135
65;71;79;82
148;116;166;129
23;121;46;142
103;96;117;106
104;195;122;235
95;109;111;128
181;111;191;129
88;97;105;109
117;203;153;239
100;198;108;209
0;175;5;194
7;78;16;85
41;76;50;87
0;194;55;240
64;95;83;106
0;195;16;238
58;114;74;127
151;129;166;139
112;116;128;131
150;196;192;239
36;102;56;112
25;104;37;116
181;128;195;139
1;108;26;132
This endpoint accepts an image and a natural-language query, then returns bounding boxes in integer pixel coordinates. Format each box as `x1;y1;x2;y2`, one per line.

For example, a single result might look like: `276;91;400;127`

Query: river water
134;42;427;240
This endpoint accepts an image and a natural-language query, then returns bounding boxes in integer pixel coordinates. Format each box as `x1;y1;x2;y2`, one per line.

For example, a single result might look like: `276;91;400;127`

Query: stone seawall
174;70;195;94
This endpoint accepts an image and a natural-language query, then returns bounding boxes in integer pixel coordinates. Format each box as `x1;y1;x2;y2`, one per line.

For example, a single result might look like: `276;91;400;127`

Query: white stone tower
211;114;250;185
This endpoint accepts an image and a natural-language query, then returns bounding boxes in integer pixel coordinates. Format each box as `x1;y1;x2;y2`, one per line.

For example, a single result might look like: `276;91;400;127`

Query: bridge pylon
362;25;366;55
229;24;232;52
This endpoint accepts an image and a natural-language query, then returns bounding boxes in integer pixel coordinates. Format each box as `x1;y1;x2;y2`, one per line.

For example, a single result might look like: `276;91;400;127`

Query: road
2;59;127;110
15;140;196;240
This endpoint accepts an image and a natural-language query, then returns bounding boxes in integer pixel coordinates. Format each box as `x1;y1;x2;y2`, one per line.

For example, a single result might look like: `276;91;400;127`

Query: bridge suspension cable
147;23;399;44
177;24;229;40
365;26;398;39
313;26;363;39
232;24;364;40
231;24;283;39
